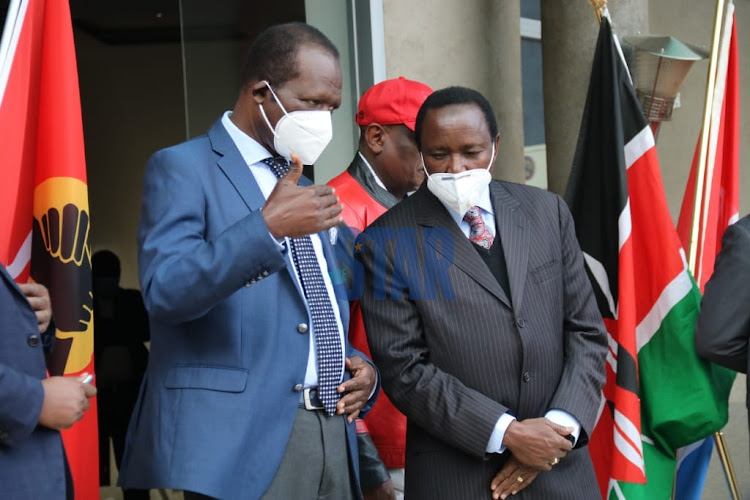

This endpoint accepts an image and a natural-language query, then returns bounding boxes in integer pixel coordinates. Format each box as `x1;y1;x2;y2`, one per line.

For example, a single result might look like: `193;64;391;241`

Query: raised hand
262;153;343;239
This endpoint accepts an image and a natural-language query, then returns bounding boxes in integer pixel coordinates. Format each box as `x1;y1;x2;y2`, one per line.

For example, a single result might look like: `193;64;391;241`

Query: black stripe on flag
565;18;643;320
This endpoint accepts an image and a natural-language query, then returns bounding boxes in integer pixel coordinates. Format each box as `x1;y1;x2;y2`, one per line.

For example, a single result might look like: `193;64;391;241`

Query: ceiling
69;0;305;44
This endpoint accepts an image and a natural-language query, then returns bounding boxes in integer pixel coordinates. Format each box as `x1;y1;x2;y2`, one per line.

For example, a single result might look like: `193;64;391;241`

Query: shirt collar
221;111;273;166
357;151;388;191
440;182;494;224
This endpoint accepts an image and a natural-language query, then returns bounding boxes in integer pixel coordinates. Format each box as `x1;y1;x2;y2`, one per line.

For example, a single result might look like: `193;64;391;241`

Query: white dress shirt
435;182;581;453
221;111;345;389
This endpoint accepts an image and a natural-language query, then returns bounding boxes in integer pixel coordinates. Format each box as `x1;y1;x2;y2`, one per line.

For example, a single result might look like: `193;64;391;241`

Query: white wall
650;1;750;219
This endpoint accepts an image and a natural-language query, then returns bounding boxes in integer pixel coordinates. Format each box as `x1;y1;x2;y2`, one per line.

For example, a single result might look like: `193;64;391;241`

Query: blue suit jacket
119;120;378;499
0;265;66;499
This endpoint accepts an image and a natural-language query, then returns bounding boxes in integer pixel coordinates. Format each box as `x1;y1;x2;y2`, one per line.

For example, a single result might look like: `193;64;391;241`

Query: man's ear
249;81;270;104
364;124;387;154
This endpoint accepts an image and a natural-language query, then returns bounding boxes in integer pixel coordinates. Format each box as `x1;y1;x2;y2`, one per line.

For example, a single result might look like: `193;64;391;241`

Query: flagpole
588;0;606;23
688;0;723;275
686;0;741;499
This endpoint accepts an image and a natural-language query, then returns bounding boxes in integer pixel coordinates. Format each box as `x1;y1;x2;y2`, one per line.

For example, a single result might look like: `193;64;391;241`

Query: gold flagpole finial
589;0;607;24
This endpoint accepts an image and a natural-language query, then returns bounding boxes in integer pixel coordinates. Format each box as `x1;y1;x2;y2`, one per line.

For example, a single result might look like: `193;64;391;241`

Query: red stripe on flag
677;15;740;292
1;1;98;498
0;0;41;268
627;145;686;322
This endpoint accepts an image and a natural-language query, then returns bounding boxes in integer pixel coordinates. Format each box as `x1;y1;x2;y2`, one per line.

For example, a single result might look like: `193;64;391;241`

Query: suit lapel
414;184;510;307
207;120;305;295
209;120;267;213
0;264;27;301
490;182;529;313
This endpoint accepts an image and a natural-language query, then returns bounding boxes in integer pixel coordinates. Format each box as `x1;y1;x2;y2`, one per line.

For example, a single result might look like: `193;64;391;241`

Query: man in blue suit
119;22;378;500
0;265;97;499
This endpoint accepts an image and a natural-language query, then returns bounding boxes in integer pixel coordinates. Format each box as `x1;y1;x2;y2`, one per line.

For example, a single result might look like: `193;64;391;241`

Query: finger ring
516;476;524;483
550;457;559;466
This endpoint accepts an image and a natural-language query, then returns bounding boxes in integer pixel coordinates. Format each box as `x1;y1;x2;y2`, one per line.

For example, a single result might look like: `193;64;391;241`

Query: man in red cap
328;76;432;500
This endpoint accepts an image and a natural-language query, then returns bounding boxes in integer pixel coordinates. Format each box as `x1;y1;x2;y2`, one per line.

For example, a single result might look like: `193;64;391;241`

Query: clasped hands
491;417;574;499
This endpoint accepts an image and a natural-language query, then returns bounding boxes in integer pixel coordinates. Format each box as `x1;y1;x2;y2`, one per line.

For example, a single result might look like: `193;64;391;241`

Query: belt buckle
303;388;325;410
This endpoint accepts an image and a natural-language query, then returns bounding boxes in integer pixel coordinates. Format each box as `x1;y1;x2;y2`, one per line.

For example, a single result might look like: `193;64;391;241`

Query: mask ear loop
486;143;496;171
420;152;432;180
260;80;290;115
257;80;290;137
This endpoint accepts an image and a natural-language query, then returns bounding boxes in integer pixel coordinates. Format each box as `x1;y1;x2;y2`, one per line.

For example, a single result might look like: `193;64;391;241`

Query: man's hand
490;456;539;499
336;356;376;422
363;478;396;500
502;417;573;471
262;153;343;239
20;283;52;333
39;373;97;430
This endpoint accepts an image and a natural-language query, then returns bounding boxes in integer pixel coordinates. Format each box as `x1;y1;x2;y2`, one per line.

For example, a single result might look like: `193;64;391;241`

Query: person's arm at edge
695;219;750;373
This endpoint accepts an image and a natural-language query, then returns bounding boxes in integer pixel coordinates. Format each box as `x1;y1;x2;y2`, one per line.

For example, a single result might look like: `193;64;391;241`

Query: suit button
297;323;309;334
293;384;303;392
0;431;8;440
516;318;526;328
27;334;40;347
523;371;532;382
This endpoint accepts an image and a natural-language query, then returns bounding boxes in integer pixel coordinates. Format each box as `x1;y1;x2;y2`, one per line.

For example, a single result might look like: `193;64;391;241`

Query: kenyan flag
565;16;734;499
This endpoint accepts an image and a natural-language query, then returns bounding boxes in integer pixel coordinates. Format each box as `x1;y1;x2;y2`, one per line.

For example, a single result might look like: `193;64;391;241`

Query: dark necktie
464;206;494;250
262;156;343;415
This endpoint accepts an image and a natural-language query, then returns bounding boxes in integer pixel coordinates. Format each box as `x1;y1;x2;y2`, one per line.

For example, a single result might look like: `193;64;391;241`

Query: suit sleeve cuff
545;409;581;445
486;412;515;453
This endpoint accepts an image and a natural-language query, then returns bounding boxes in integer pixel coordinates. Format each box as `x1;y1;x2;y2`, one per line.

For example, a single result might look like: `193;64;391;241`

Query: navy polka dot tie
262;156;343;415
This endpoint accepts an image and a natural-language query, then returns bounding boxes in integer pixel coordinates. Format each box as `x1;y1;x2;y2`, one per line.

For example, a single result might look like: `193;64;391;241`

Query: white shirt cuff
266;230;286;250
486;413;516;454
545;409;581;445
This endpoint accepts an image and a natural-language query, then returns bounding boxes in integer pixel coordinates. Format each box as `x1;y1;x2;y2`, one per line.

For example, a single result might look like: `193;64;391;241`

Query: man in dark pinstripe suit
358;87;607;499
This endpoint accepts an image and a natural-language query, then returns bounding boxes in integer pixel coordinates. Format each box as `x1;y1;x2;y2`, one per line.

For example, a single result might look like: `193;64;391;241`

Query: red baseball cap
355;77;433;131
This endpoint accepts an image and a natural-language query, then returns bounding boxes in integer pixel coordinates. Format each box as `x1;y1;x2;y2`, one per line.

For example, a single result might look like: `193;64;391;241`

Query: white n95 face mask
424;144;495;216
258;80;333;165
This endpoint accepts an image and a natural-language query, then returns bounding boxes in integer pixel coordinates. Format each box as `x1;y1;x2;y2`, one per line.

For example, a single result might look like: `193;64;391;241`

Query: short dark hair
92;250;121;280
414;86;498;150
240;22;339;90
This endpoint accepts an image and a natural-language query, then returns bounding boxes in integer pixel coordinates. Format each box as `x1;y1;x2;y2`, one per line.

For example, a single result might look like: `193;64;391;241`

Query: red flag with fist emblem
0;0;98;498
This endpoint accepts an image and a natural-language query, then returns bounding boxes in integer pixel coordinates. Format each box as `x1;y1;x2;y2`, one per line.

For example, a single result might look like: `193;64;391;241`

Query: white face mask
423;144;495;216
257;80;333;165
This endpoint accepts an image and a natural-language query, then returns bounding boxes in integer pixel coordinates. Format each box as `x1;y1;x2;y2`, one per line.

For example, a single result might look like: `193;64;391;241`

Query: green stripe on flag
638;276;735;453
615;441;676;499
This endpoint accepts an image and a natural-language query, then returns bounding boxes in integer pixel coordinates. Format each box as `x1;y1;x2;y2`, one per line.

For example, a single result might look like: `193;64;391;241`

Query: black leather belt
299;388;325;410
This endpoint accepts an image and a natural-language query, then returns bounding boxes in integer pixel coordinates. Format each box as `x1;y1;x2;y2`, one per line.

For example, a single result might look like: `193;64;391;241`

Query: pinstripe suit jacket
358;180;607;499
